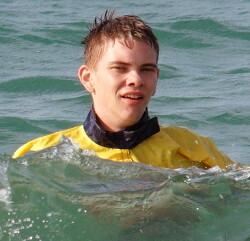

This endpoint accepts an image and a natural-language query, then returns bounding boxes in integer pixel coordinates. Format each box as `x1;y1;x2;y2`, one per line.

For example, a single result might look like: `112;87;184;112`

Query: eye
111;66;127;72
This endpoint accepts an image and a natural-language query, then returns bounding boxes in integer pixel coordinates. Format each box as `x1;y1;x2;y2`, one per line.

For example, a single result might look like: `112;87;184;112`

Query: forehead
99;39;157;62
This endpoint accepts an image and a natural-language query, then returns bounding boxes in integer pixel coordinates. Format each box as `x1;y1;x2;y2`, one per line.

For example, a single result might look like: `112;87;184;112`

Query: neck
93;107;146;132
83;107;160;149
94;113;138;132
94;114;124;132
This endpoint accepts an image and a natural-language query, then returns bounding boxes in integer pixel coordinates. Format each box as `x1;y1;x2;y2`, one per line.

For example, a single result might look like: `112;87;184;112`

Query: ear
78;65;95;93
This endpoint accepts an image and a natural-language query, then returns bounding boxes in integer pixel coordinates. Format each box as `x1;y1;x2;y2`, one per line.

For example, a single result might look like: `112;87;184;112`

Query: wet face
78;39;159;131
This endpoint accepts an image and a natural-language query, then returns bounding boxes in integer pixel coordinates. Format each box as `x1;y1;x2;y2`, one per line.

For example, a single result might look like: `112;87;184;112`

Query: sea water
0;139;250;241
0;0;250;240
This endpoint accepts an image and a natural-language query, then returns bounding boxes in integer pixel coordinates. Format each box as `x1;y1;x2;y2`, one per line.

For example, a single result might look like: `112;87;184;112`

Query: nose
126;71;143;87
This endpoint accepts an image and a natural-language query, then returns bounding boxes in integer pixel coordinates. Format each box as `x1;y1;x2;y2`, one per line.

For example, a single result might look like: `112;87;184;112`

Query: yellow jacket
12;125;234;169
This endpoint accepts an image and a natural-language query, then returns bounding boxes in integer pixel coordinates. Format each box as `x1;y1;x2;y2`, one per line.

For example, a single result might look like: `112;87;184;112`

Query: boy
13;11;235;169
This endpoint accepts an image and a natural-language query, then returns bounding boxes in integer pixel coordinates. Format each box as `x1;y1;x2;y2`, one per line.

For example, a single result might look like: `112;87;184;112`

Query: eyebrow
141;63;158;68
109;61;129;66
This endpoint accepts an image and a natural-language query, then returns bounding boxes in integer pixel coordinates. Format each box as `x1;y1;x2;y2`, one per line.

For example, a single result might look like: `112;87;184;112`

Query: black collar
83;108;160;149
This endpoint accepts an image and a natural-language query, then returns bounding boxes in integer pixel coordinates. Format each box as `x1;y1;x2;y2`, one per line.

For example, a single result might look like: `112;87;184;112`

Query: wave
207;112;250;125
0;117;49;133
158;64;184;80
0;26;18;44
0;137;249;240
153;95;214;104
224;67;250;75
170;18;250;41
0;117;81;136
155;28;213;49
155;17;250;50
29;27;87;46
0;76;81;94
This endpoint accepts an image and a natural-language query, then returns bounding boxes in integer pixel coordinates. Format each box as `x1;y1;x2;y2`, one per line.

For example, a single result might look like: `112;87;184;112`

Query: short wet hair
81;10;159;68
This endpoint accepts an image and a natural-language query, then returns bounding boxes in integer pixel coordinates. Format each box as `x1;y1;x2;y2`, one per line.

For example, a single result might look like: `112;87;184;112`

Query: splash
0;137;250;241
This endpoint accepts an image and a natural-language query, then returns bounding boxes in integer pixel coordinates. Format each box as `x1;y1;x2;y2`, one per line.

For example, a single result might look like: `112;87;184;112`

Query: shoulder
159;125;216;153
159;125;211;145
159;125;209;153
158;125;235;168
160;125;199;136
12;125;84;158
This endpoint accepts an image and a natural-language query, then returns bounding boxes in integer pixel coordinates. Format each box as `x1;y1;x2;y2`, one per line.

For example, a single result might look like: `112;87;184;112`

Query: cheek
94;80;119;99
147;77;158;93
106;75;125;91
93;70;129;96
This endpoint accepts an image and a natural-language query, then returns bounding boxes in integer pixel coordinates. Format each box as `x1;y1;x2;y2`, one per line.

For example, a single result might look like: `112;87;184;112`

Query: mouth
122;94;143;100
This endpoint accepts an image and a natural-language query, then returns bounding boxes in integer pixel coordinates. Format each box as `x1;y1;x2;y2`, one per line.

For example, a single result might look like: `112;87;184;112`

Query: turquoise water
0;0;250;240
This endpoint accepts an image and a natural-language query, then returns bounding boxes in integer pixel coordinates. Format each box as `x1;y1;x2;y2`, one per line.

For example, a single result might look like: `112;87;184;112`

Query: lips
123;94;143;99
121;92;144;100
